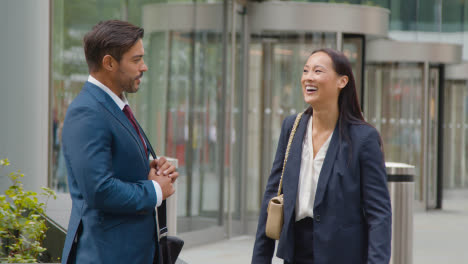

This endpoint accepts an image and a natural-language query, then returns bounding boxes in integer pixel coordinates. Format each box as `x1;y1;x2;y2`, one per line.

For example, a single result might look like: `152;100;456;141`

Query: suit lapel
313;123;340;210
83;82;148;160
283;113;311;215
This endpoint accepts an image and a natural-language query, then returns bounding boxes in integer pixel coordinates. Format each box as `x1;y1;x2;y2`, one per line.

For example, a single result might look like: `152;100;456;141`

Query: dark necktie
122;105;148;157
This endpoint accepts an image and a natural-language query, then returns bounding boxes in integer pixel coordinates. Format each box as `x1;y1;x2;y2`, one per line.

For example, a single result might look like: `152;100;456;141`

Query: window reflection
50;0;123;193
127;7;244;232
127;29;226;231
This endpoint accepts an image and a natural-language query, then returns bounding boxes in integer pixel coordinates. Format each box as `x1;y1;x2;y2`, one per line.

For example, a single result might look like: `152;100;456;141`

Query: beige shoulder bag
265;112;303;240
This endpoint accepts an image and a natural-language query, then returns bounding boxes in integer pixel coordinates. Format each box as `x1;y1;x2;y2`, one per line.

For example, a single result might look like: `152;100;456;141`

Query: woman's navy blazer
252;112;392;264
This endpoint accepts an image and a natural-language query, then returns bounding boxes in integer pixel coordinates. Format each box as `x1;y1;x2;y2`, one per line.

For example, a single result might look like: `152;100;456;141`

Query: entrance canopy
143;2;389;37
446;62;468;80
367;39;462;64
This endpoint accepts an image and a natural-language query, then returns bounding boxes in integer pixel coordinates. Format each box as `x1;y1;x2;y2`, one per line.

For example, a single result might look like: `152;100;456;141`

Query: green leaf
0;158;53;262
0;158;10;166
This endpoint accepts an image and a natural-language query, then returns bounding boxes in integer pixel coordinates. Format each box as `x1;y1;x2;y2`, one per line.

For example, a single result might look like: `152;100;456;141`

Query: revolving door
365;40;462;209
139;1;389;242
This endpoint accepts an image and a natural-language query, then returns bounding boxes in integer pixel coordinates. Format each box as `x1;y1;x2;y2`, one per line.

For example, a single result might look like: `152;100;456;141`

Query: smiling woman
252;48;392;264
301;51;349;113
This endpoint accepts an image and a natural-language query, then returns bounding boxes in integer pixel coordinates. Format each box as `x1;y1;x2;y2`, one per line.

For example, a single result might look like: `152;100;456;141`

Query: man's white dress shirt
296;116;333;221
88;75;163;207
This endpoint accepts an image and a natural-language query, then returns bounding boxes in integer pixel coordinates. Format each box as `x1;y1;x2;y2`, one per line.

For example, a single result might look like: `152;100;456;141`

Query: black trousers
284;217;314;264
67;222;82;264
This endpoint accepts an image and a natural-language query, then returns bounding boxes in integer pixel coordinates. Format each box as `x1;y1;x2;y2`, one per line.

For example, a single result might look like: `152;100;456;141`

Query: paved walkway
179;189;468;264
412;189;468;264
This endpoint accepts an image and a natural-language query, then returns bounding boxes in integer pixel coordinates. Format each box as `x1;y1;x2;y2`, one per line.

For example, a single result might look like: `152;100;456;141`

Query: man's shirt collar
88;75;128;110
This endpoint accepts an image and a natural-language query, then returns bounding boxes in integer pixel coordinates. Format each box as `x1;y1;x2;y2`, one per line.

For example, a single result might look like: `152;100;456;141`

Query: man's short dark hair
83;20;144;72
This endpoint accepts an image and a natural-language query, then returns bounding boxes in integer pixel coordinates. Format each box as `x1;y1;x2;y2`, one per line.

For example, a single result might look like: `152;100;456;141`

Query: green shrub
0;158;56;263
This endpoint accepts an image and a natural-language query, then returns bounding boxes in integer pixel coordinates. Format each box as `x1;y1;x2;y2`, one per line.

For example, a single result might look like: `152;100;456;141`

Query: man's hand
150;157;179;183
148;167;174;200
148;157;179;200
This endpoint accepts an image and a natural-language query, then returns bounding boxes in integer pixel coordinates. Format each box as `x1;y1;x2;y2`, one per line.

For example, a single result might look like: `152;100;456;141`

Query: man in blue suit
61;20;178;264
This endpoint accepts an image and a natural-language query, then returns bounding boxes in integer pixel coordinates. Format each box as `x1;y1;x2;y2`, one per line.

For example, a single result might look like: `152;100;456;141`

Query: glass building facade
46;0;468;242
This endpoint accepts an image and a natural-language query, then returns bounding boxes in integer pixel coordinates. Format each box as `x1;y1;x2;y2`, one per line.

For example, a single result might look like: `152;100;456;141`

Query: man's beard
123;79;137;94
119;71;143;94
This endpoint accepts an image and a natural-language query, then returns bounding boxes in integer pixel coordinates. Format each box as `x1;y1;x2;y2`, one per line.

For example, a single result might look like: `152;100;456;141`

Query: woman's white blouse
295;116;334;221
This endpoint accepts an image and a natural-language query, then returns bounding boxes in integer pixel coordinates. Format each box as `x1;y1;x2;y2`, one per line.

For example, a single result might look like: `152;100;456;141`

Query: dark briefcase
157;202;184;264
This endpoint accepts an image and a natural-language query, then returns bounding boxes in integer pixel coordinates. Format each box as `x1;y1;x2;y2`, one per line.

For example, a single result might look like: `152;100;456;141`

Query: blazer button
315;215;321;222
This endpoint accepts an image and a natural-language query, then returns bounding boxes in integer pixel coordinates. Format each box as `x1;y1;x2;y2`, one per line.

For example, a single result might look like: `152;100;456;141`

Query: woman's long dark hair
305;48;368;146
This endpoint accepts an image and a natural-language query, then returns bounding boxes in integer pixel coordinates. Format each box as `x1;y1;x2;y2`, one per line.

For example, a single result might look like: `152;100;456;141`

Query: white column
0;0;50;192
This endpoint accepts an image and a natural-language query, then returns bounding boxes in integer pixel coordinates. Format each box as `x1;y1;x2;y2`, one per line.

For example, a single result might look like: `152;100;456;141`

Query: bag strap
277;112;303;196
135;120;168;239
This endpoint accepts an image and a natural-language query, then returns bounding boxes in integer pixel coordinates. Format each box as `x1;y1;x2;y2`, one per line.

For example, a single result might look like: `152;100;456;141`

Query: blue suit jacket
252;113;392;264
61;82;158;264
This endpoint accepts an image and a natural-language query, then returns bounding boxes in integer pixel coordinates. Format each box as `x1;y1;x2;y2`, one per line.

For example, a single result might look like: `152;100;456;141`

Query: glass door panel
246;42;263;220
229;31;245;222
443;80;468;188
365;63;425;203
343;35;364;105
366;63;442;209
131;10;246;237
173;31;223;230
130;30;226;233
